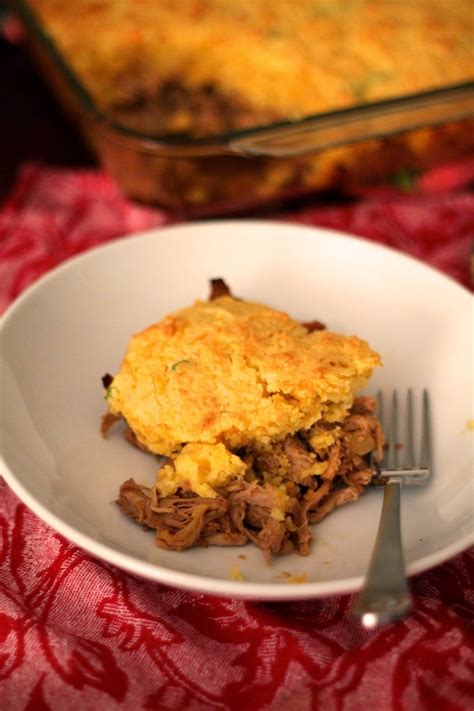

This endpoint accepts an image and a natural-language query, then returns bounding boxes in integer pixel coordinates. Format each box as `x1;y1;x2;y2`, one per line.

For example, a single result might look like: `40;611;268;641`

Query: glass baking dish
11;0;474;216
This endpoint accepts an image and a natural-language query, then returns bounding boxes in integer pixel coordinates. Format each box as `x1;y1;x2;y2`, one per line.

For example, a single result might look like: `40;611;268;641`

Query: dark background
0;15;93;201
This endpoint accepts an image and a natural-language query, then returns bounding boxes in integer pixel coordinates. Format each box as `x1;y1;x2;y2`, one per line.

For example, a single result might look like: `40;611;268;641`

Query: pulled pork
116;397;383;559
209;277;232;300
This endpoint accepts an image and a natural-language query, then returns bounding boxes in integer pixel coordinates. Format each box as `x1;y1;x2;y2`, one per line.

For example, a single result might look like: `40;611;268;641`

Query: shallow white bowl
1;221;472;599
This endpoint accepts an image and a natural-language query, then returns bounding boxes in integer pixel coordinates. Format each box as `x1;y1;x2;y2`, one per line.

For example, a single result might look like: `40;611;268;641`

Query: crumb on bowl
230;565;245;581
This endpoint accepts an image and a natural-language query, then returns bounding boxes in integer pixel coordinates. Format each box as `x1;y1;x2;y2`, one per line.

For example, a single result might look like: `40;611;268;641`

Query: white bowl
1;220;472;599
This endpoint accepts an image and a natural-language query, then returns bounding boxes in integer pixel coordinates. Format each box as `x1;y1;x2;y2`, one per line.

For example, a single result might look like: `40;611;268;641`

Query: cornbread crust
107;296;380;473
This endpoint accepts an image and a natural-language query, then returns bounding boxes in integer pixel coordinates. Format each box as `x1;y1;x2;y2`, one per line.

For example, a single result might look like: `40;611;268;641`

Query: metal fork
352;389;432;628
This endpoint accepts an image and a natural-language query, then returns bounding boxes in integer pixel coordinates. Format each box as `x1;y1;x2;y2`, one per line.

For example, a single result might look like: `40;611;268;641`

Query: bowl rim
1;220;473;599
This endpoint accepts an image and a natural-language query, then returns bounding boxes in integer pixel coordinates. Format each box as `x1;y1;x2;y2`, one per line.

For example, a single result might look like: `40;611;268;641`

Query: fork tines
377;389;431;485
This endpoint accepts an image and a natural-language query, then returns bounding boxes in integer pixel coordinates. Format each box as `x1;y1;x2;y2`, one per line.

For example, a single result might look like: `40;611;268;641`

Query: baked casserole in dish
12;0;474;213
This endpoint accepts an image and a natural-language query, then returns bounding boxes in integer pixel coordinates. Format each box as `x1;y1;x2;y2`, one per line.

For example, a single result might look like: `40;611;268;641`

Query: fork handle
352;479;412;626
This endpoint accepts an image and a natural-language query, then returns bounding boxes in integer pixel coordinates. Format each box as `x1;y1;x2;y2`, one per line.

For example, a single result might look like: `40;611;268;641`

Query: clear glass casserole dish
11;0;474;216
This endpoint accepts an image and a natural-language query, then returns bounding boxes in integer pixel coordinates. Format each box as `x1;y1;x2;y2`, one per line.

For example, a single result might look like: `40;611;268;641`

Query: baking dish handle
229;82;474;158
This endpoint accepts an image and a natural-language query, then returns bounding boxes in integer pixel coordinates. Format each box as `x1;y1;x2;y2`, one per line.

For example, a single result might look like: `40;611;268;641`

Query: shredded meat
309;486;361;524
117;479;160;528
101;412;121;438
209;278;232;300
100;414;161;455
258;518;286;561
321;441;341;481
294;486;330;557
245;504;270;529
252;447;288;479
344;468;373;487
123;426;151;453
227;495;248;537
115;397;383;559
156;504;212;551
229;481;281;509
252;435;317;484
350;396;376;415
204;532;248;546
282;436;317;481
118;481;235;551
343;410;384;461
302;320;326;332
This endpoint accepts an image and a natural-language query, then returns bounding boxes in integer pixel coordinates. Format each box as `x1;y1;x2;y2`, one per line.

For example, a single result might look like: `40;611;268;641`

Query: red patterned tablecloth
0;163;473;711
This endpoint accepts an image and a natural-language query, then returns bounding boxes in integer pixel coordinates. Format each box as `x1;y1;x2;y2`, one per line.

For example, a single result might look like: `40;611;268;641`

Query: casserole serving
102;279;383;559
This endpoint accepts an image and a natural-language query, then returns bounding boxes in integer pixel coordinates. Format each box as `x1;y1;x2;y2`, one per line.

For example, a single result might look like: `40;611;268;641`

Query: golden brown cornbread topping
107;296;380;472
28;0;474;137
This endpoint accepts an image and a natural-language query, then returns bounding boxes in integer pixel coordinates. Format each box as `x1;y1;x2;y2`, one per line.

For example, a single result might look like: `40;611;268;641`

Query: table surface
0;28;473;711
